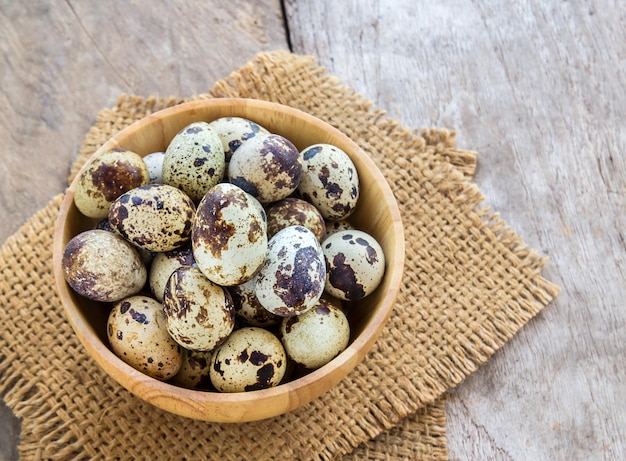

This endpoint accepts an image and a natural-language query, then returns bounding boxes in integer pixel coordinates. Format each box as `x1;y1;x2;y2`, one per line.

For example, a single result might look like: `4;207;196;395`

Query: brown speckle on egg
74;148;150;219
228;133;302;203
62;229;147;302
266;197;326;241
255;226;326;317
207;116;270;166
298;144;359;221
209;327;287;393
280;298;350;369
162;121;225;202
163;266;235;351
322;230;385;301
192;183;267;286
108;184;196;252
230;278;282;327
107;295;183;380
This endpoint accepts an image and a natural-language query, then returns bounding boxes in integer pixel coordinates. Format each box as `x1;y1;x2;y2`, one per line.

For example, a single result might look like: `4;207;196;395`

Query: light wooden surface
1;1;624;460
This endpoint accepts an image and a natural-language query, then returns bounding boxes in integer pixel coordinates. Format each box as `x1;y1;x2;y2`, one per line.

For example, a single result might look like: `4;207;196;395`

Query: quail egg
192;183;267;286
107;295;183;380
108;183;196;252
324;219;355;238
322;230;385;301
163;266;236;351
171;349;215;390
280;298;350;369
143;151;165;184
228;133;302;203
209;327;287;393
255;226;326;317
62;229;147;302
230;278;282;327
74;148;150;219
266;197;326;241
298;143;359;221
162;121;225;201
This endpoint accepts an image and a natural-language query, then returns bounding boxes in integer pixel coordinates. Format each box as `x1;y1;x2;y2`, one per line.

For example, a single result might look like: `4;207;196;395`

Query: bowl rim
52;97;405;422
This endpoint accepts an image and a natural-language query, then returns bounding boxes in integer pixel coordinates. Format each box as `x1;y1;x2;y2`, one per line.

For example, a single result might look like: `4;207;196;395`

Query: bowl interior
53;98;404;422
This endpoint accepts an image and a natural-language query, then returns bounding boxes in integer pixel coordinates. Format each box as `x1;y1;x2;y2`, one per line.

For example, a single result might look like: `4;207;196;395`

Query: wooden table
1;1;624;459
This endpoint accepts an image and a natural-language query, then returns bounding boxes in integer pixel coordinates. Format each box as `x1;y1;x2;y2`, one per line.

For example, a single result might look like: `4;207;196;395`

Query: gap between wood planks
280;0;294;51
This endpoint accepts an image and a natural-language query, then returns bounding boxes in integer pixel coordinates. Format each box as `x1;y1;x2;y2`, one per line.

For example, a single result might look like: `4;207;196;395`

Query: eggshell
322;230;386;301
94;217;154;265
230;278;281;327
108;183;196;252
74;148;150;219
107;295;183;380
171;349;215;390
266;197;326;241
298;143;359;221
255;226;326;317
280;298;350;369
62;229;147;302
207;116;270;166
209;327;287;393
162;121;225;201
148;247;195;302
324;219;355;238
192;183;267;286
163;266;236;352
228;133;302;203
143;151;165;184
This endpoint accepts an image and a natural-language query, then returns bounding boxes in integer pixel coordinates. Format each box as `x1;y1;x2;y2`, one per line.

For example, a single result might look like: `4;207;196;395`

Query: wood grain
2;0;625;459
0;0;286;244
285;0;625;459
0;0;287;458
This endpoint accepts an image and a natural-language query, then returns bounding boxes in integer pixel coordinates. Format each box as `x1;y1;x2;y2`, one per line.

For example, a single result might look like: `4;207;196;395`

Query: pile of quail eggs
62;116;386;393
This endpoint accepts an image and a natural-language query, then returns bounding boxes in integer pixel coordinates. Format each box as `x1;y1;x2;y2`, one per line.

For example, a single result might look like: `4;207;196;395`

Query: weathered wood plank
0;0;287;244
0;1;287;459
285;0;625;459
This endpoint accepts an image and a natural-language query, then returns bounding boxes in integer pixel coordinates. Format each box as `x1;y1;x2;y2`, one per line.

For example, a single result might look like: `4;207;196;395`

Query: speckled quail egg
322;230;385;301
62;229;147;302
207;116;270;166
94;217;154;265
107;295;183;380
108;183;196;252
280;298;350;369
171;349;215;390
228;133;302;203
162;121;225;201
324;219;355;238
163;266;235;351
255;226;326;317
209;327;287;393
148;247;195;302
298;143;359;221
74;148;150;219
230;278;282;327
143;151;165;184
192;183;267;286
266;197;326;241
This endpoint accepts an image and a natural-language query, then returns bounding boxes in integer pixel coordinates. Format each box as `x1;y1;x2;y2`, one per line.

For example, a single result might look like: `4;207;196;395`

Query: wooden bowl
52;98;404;422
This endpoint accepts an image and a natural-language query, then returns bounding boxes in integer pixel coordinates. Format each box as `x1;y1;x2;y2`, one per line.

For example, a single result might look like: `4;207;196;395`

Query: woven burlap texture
0;50;559;460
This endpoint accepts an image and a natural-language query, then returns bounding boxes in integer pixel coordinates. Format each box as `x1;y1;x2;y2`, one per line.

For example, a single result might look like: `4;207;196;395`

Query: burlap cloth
0;51;559;460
